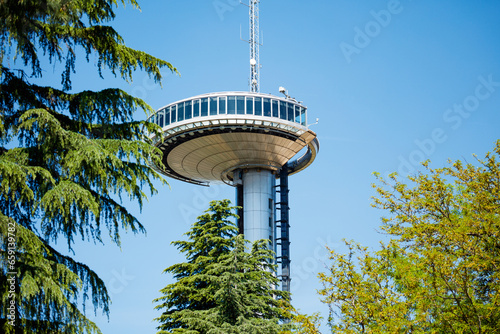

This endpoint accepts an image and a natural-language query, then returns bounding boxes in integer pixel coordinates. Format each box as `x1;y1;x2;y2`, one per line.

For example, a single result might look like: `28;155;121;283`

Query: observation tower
146;1;319;292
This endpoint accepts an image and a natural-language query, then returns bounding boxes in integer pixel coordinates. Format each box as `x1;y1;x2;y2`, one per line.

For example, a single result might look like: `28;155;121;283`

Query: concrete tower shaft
235;169;275;245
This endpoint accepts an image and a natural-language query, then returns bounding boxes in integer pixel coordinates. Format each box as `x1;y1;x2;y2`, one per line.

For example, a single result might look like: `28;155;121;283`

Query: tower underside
160;127;315;186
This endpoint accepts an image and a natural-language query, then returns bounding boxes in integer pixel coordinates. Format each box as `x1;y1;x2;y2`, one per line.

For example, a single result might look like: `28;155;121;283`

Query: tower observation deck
147;92;318;185
146;2;319;292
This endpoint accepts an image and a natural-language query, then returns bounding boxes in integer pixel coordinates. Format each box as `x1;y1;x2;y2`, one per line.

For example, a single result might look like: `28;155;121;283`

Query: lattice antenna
249;0;260;92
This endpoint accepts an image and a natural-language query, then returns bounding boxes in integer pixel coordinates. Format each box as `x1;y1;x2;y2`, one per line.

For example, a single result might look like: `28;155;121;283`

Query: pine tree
0;1;176;333
154;200;291;333
154;199;239;331
211;236;289;333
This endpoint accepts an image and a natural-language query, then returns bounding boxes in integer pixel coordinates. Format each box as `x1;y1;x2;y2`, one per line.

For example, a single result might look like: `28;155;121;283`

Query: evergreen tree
154;200;291;333
0;1;175;333
319;141;500;333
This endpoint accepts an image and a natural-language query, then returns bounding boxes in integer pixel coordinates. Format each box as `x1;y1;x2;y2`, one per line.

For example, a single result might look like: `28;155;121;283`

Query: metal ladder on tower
275;163;291;293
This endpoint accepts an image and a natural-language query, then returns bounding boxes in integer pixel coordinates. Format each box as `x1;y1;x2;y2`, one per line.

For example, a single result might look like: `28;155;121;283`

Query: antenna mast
249;0;260;92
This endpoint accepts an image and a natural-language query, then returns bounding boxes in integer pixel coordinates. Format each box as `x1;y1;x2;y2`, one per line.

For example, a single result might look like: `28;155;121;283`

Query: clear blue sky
58;0;500;332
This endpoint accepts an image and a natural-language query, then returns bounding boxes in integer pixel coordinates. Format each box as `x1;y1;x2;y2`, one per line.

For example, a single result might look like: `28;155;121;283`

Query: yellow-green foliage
319;141;500;333
281;306;322;334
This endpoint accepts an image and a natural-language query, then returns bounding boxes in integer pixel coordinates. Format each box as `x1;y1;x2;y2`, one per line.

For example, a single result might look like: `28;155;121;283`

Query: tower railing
146;92;309;136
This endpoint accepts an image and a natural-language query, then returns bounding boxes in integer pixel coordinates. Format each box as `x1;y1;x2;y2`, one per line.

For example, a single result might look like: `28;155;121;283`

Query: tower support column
240;169;275;246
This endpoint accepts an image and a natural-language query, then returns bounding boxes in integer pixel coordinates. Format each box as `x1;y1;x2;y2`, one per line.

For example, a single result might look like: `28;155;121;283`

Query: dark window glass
210;97;217;115
246;97;253;114
201;98;208;116
272;100;278;118
263;98;271;117
193;99;200;117
301;107;306;125
159;111;164;127
165;107;170;126
287;103;294;121
237;96;245;114
280;101;287;120
228;96;236;114
295;105;301;123
185;100;192;120
254;97;262;116
171;105;177;123
177;102;184;121
218;96;226;114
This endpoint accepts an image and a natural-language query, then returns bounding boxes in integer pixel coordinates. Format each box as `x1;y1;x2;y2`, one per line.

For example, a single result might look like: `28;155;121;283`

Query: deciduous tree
282;308;322;334
319;141;500;333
